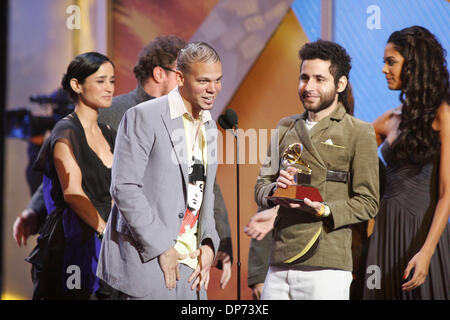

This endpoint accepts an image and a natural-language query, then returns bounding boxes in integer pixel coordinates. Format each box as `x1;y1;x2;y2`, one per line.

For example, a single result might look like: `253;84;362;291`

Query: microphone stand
232;125;241;300
218;111;240;300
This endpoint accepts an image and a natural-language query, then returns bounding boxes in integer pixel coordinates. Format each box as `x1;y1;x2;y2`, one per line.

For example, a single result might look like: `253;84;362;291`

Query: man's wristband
316;204;330;218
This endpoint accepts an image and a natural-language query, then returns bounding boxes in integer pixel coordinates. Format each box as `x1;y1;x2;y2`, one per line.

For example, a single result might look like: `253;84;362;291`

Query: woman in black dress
27;52;117;299
364;26;450;299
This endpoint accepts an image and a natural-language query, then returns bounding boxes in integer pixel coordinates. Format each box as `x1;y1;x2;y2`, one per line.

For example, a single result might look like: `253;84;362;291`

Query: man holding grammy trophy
269;142;324;204
248;40;380;300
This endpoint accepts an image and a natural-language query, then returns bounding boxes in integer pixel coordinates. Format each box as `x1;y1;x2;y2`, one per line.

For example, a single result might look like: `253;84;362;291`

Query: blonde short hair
177;42;221;74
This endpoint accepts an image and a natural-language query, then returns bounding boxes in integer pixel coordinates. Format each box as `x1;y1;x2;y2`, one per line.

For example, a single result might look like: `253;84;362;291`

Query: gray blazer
96;95;220;297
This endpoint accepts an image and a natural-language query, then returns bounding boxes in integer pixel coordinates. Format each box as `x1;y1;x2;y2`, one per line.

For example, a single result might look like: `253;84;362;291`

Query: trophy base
268;185;323;203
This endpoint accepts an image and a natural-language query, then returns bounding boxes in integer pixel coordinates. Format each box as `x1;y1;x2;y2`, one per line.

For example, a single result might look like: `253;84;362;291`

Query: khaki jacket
255;104;379;271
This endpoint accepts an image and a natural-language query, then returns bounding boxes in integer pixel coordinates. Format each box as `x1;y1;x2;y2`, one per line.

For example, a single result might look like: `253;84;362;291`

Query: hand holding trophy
268;143;323;205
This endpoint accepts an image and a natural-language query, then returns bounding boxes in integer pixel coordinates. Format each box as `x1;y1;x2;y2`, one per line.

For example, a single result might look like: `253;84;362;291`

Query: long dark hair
388;26;449;167
61;52;114;101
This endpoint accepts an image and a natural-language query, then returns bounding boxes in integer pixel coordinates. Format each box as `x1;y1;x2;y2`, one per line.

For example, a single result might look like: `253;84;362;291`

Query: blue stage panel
333;0;450;122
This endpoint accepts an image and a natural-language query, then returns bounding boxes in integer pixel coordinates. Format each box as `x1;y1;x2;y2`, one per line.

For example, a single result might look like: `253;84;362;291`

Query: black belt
326;170;350;183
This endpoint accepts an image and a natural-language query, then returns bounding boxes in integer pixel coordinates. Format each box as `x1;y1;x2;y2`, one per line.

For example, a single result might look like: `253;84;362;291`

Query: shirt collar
168;87;212;124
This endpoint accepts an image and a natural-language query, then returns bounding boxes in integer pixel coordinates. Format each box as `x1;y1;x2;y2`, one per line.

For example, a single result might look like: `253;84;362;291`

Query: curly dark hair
388;26;450;167
133;35;186;84
298;40;352;113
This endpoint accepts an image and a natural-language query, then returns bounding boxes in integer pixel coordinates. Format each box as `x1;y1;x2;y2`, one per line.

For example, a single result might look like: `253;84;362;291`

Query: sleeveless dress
363;142;450;299
26;112;116;299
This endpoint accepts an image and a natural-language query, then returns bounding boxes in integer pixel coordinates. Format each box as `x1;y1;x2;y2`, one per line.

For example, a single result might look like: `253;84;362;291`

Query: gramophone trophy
268;143;323;203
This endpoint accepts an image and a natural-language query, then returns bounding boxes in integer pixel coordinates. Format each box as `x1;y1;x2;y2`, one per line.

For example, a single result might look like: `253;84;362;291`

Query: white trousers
261;266;353;300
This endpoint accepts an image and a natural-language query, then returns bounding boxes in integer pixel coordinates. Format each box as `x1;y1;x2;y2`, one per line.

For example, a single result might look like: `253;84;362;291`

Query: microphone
218;107;242;300
218;108;238;130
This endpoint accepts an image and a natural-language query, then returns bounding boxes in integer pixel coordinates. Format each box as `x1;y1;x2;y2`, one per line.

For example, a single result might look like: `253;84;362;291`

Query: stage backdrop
111;0;219;96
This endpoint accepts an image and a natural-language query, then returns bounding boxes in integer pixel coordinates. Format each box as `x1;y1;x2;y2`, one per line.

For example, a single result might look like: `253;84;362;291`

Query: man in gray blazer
97;42;222;299
99;36;233;286
14;36;233;292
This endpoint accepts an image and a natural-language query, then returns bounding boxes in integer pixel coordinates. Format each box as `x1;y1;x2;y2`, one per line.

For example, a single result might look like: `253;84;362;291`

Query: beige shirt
169;88;210;269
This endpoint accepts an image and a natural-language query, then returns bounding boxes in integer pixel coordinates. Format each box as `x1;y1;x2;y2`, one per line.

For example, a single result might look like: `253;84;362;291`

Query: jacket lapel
309;103;346;140
293;104;347;169
293;112;326;168
160;104;189;190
